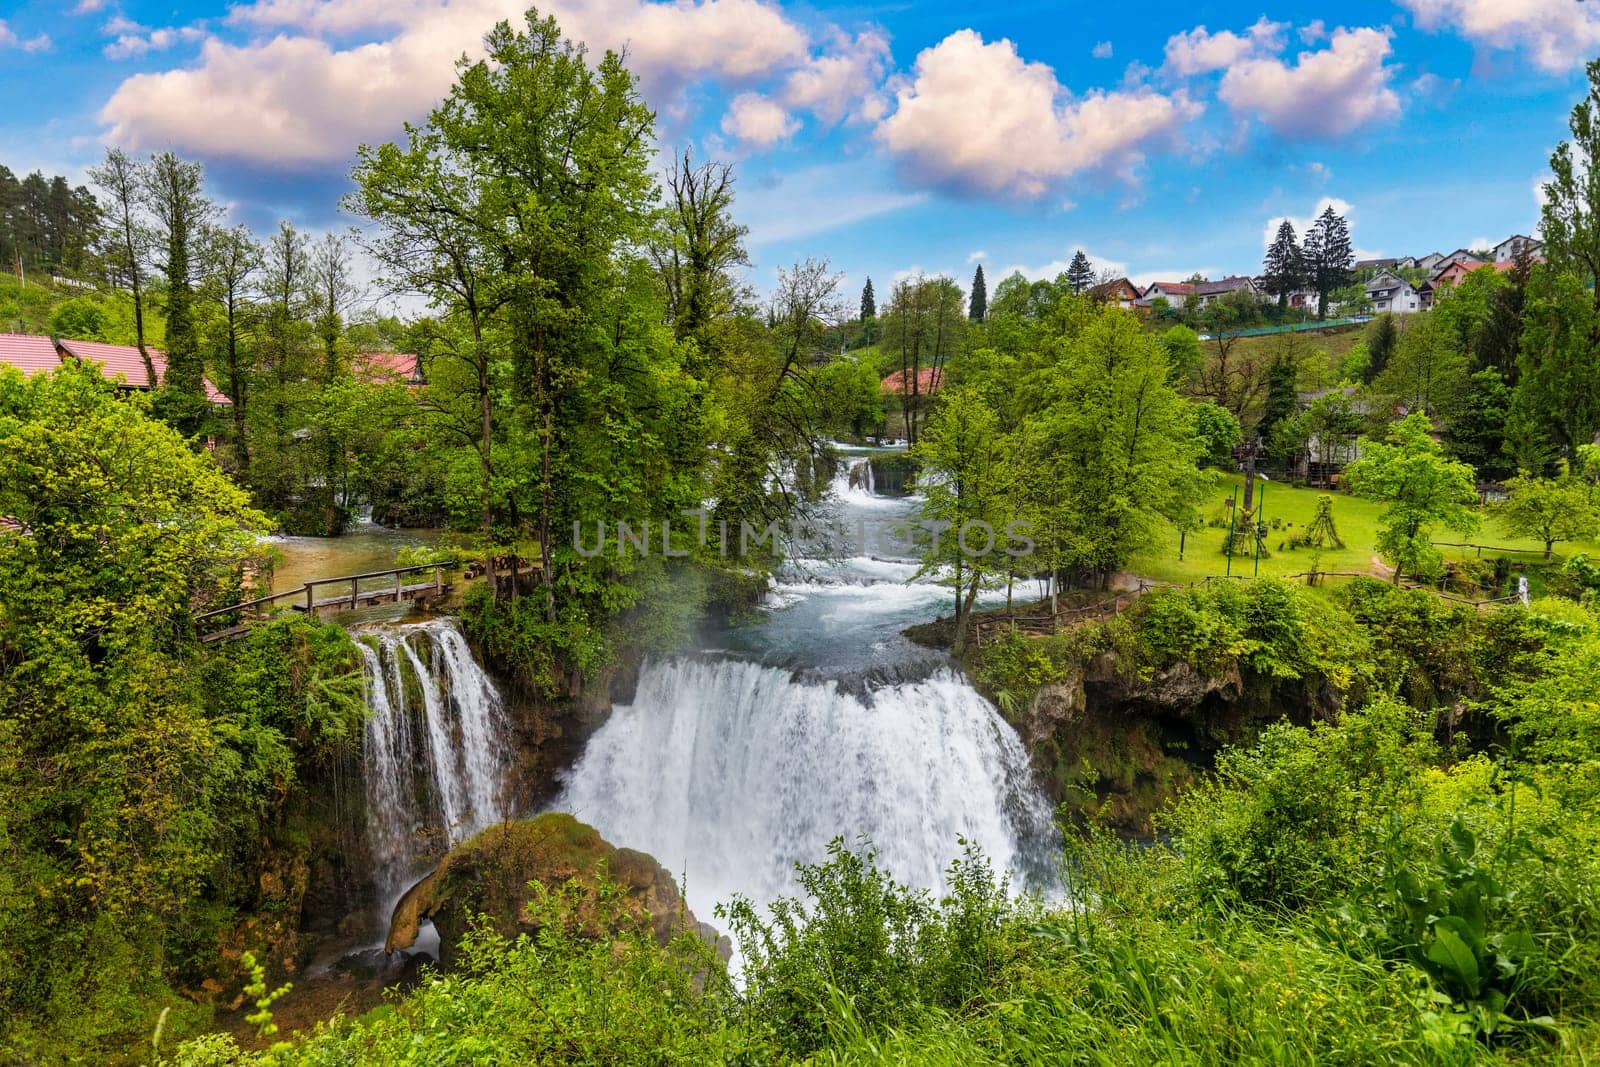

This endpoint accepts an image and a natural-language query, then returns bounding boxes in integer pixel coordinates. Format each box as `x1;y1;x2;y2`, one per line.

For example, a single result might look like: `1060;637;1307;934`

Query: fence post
395;571;403;601
350;577;358;609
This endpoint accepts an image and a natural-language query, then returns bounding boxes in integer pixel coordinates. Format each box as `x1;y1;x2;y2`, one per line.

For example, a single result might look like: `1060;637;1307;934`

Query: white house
1365;271;1422;314
1493;234;1543;261
1192;276;1264;307
1136;281;1196;306
1415;252;1444;271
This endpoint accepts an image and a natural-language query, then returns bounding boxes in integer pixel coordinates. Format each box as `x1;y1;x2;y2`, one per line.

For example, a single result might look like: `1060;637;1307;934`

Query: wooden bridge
196;562;459;643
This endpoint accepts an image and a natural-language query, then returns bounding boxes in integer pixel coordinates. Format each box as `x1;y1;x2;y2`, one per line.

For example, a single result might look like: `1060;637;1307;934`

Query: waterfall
356;619;512;911
556;658;1056;920
831;456;891;506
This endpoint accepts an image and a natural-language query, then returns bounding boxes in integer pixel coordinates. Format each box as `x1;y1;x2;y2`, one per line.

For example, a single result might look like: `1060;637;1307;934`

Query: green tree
1304;206;1354;320
1445;366;1512;482
914;388;1013;648
1262;219;1304;307
1364;312;1399;382
46;295;111;341
1513;267;1600;463
968;263;986;322
1373;313;1471;423
144;151;215;423
199;223;262;474
1066;250;1094;294
650;148;749;351
1346;413;1479;583
1191;400;1242;468
1160;324;1203;385
1540;57;1600;310
1499;466;1600;558
89;148;155;385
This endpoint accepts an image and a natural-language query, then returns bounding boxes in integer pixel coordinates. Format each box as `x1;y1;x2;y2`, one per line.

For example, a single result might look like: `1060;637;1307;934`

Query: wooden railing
195;562;458;642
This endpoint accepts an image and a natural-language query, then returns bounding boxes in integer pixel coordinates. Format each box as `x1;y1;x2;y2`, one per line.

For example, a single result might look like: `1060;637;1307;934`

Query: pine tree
1262;220;1303;307
1066;250;1094;294
1304;207;1354;320
860;277;876;321
968;264;986;322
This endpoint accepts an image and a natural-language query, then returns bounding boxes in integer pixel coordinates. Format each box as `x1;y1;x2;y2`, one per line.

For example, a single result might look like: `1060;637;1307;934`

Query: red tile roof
0;334;66;375
354;351;422;384
1146;281;1196;296
52;337;232;405
880;366;945;395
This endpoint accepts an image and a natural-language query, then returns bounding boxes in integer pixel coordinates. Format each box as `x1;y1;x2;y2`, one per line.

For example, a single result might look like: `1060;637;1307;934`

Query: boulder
385;813;729;967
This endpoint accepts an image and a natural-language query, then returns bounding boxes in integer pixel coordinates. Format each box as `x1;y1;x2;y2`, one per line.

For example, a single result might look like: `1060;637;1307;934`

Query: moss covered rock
385;814;728;967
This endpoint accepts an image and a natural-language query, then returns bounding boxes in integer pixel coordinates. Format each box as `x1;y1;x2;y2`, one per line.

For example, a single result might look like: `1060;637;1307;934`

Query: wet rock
385;813;730;968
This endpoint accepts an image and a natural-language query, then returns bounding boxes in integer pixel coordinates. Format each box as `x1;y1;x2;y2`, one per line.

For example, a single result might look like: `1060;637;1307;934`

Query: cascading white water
557;658;1056;920
831;456;886;505
357;619;512;910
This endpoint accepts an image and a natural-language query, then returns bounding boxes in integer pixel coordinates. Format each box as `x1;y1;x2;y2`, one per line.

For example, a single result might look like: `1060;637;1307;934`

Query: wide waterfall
556;657;1057;920
356;619;512;911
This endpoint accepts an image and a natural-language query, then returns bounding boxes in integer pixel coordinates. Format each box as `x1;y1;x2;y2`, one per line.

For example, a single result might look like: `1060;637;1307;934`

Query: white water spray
557;658;1055;920
356;619;512;910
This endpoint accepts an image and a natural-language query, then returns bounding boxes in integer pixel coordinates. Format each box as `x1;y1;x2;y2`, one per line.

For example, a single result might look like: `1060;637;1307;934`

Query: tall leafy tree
144;151;215;420
650;148;749;354
1262;220;1304;307
1513;268;1600;464
200;223;262;473
1066;250;1094;294
89;149;155;385
1303;206;1354;320
968;263;987;322
1540;57;1600;310
1373;313;1471;423
1446;366;1513;483
1346;413;1479;583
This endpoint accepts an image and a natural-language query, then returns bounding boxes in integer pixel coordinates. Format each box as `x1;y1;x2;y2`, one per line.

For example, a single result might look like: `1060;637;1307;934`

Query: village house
1354;257;1398;273
0;333;232;404
1364;270;1422;314
1136;280;1195;306
1191;276;1264;307
354;351;426;386
1087;277;1143;309
1494;234;1542;261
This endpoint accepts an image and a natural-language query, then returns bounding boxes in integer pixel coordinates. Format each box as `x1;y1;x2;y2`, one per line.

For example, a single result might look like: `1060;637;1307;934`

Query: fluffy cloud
781;28;891;125
1402;0;1600;73
104;24;206;61
1091;41;1112;59
721;92;798;147
0;21;52;52
1261;195;1354;250
1220;27;1399;138
1162;17;1285;77
103;0;813;164
71;0;107;13
875;29;1200;200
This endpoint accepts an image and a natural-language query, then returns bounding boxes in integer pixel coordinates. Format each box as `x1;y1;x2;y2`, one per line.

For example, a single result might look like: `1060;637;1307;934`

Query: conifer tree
1304;207;1354;320
1066;250;1094;294
968;264;986;321
860;277;876;321
1262;220;1303;307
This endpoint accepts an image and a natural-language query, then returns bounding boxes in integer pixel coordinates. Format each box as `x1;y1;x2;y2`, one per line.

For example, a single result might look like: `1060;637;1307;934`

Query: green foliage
721;838;1030;1059
1499;467;1600;558
1347;414;1481;583
1189;399;1241;467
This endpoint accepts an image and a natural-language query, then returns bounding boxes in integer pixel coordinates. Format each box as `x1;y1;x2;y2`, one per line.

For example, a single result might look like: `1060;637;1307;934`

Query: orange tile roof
354;351;422;384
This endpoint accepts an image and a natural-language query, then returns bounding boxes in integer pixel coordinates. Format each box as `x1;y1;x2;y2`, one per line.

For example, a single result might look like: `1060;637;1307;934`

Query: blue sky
0;0;1593;306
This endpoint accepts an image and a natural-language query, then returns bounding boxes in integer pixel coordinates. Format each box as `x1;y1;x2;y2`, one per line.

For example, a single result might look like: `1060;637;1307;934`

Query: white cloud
781;28;892;125
876;29;1200;200
1299;20;1327;44
1401;0;1600;74
1261;195;1354;251
1162;17;1285;77
72;0;107;13
721;92;799;147
1220;27;1399;138
997;249;1129;283
1305;161;1331;181
102;0;813;164
0;20;52;52
1533;172;1552;209
104;25;205;61
1092;41;1112;59
967;250;988;262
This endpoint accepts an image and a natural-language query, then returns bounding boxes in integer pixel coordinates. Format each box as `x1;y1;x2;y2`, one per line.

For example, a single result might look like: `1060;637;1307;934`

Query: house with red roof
880;366;944;396
0;333;231;405
354;351;425;386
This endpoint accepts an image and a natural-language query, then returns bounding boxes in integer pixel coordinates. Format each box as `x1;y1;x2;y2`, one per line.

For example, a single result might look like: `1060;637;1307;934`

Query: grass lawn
1128;473;1600;588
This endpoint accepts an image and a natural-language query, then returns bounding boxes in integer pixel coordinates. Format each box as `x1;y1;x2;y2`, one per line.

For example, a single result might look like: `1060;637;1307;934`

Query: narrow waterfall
356;619;512;911
556;658;1056;920
831;456;890;506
